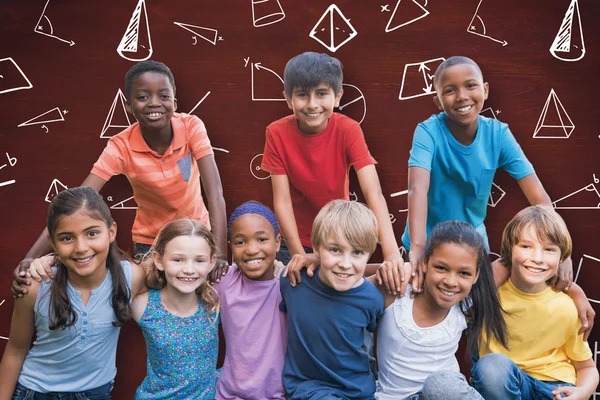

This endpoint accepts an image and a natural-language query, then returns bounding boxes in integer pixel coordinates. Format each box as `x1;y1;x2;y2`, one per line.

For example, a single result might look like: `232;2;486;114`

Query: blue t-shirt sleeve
366;285;385;333
498;125;534;180
408;122;435;171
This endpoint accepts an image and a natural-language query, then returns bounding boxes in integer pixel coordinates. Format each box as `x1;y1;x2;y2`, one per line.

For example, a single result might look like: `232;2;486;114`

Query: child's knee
471;353;515;387
422;371;473;399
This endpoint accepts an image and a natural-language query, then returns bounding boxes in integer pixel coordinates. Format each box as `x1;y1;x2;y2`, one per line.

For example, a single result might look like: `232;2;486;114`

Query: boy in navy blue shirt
280;200;384;400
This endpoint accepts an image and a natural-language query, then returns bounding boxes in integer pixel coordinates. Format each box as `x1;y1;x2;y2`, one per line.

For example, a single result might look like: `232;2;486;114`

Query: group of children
0;52;597;400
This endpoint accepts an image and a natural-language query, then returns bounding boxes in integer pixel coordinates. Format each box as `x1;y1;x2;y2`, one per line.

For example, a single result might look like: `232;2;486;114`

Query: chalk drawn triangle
117;0;153;61
488;182;506;207
110;196;138;210
101;89;133;138
18;107;64;127
574;254;600;304
550;0;585;62
174;22;218;45
533;89;574;139
45;178;68;202
0;58;33;95
385;0;430;32
309;4;357;52
552;182;600;210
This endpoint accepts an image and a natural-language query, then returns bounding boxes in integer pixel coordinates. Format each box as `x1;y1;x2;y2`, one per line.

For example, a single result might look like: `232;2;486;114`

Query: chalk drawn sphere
250;154;271;180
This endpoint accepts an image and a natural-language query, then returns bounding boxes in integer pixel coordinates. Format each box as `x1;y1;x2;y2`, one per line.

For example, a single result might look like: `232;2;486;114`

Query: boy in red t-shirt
261;52;403;282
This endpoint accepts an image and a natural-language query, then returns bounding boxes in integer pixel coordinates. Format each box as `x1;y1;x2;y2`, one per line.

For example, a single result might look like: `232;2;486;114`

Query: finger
293;269;302;286
375;268;383;286
391;263;401;294
307;263;316;277
548;274;559;289
385;266;395;295
415;264;424;292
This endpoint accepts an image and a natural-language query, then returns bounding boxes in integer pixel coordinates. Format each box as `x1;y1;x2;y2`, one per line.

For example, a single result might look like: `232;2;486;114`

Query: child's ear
152;252;165;271
334;88;344;108
283;91;293;110
173;97;178;111
108;222;117;244
432;95;443;110
483;82;489;100
47;234;57;252
125;100;132;114
274;234;282;253
210;253;217;267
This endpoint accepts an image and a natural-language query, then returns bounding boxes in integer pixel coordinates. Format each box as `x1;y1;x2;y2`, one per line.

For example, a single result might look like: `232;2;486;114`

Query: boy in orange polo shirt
12;61;227;296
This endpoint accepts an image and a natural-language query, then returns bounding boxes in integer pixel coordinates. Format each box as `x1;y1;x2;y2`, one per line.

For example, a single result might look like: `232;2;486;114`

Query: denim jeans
471;354;574;400
276;239;313;265
12;381;113;400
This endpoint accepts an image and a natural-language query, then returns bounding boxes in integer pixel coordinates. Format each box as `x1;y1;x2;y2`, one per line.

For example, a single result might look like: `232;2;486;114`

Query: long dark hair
46;187;131;330
422;221;508;356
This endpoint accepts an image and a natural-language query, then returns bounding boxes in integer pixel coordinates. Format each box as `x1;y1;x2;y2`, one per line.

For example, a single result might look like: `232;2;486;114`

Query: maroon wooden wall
1;0;599;397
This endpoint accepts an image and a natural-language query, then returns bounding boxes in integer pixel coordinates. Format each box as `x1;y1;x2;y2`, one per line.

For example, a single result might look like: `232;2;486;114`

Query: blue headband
228;201;279;236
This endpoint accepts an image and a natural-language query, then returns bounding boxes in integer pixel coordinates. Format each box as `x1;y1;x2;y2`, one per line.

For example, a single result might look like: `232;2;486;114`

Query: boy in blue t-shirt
280;200;384;400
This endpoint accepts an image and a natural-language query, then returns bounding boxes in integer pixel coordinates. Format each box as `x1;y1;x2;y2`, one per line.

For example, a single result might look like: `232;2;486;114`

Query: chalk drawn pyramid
0;58;33;95
309;4;357;52
533;89;574;139
18;107;65;127
110;196;138;210
45;178;68;202
574;254;600;303
550;0;585;62
553;181;600;210
480;107;497;119
385;0;430;32
101;89;133;138
173;22;218;45
488;182;506;207
117;0;153;61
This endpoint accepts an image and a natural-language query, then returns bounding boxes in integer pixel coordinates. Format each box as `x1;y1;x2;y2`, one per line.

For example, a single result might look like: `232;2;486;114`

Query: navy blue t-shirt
280;267;384;400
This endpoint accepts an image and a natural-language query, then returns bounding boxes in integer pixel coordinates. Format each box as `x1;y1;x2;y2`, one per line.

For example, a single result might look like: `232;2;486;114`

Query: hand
574;296;595;341
11;258;34;299
552;385;587;399
408;248;424;296
491;258;511;288
375;257;407;297
282;253;319;287
28;254;58;283
209;257;229;284
549;257;573;292
273;260;286;279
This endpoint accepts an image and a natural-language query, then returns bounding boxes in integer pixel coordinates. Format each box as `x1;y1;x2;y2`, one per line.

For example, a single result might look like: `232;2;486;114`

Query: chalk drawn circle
250;154;271;180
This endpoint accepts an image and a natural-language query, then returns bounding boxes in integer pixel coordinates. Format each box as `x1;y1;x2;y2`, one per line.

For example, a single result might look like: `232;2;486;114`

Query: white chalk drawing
593;341;600;399
338;83;367;124
34;0;75;46
101;89;133;139
0;299;6;340
250;154;270;180
574;254;600;303
398;58;445;100
117;0;153;62
390;189;408;212
480;107;499;119
533;89;574;139
467;0;508;46
488;182;506;207
309;4;357;53
174;22;220;45
350;191;358;201
550;0;585;62
552;174;600;210
399;246;407;260
250;62;285;101
251;0;285;27
0;152;17;187
18;107;65;128
188;91;211;115
0;180;15;188
0;58;33;95
385;0;429;32
110;196;138;210
45;178;68;202
389;213;397;224
212;147;230;153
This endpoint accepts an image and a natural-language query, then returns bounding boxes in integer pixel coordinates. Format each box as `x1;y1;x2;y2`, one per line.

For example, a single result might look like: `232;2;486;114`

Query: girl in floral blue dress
131;218;220;399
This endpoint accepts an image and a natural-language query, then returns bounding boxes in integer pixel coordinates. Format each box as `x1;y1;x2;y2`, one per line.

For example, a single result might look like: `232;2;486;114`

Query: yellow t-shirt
480;279;592;384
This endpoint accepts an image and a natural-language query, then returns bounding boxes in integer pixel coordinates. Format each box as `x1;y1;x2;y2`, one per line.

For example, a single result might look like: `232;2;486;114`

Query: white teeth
246;259;264;265
148;112;162;117
456;105;472;113
306;113;320;117
74;256;93;262
178;277;197;282
525;266;545;273
335;272;351;278
440;288;457;296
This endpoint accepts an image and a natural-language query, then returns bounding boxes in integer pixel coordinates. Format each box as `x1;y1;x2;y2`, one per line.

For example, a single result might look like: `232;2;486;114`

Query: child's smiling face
433;63;489;138
126;71;177;132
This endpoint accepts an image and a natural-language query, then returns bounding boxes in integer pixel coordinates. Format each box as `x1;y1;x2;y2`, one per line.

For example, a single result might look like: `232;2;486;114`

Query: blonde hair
311;200;379;254
500;205;572;265
144;218;220;320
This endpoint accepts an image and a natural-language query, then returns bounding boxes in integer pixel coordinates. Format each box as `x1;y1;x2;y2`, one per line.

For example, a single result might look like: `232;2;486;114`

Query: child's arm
517;174;573;290
11;174;107;298
0;283;38;400
406;166;430;293
197;155;228;270
567;283;595;341
551;358;599;400
367;262;411;308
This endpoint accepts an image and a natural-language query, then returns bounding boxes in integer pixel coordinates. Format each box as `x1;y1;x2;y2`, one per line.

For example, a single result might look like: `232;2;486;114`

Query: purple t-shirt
213;265;287;400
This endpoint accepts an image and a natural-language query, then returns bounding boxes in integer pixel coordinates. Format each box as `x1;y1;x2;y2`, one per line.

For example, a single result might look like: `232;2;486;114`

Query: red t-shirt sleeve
90;138;126;181
261;126;287;175
187;116;214;161
345;119;377;171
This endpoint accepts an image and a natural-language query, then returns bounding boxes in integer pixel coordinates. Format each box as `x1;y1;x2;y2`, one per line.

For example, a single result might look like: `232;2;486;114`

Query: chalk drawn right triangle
0;58;33;95
552;182;600;210
385;0;429;32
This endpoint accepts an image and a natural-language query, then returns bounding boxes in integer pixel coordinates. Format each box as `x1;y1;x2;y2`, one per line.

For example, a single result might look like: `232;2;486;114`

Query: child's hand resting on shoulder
375;259;410;298
282;253;319;287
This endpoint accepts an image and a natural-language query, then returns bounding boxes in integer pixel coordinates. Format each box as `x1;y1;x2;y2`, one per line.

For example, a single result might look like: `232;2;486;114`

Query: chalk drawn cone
252;0;285;27
117;0;153;61
550;0;585;62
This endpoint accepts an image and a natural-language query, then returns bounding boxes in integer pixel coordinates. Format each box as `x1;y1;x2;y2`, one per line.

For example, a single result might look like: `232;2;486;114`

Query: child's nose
443;273;458;287
74;239;89;253
307;94;317;109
